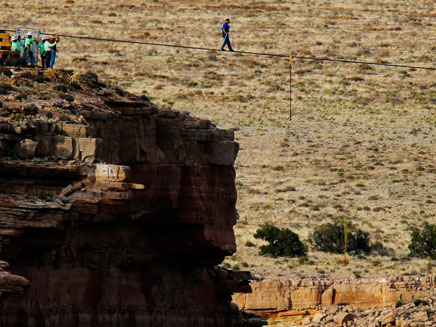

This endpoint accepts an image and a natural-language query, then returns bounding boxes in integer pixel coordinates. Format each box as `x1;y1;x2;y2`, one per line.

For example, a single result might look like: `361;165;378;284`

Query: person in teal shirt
10;36;20;52
38;37;47;68
24;32;35;66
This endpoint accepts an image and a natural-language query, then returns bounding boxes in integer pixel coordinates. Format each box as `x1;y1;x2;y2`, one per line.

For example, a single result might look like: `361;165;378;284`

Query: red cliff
0;68;253;326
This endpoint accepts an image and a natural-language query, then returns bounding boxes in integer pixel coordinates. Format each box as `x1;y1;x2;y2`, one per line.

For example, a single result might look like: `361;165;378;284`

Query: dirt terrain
1;0;436;280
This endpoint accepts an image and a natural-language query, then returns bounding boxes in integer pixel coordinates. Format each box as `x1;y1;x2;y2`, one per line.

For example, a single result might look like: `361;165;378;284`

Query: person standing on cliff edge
220;18;234;52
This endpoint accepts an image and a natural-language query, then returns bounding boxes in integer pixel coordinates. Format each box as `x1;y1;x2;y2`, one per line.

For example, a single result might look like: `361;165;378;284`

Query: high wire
4;28;435;121
3;28;436;71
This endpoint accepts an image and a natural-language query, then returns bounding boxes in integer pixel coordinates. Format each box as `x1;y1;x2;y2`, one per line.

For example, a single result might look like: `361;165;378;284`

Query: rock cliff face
233;276;436;316
0;68;251;326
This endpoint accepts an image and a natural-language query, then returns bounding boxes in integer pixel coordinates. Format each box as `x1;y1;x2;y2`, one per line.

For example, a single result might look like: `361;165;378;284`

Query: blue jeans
50;50;56;68
25;50;34;65
220;34;233;51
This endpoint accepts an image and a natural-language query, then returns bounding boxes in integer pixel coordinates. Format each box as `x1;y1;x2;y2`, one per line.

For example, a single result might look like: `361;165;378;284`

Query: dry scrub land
1;0;436;279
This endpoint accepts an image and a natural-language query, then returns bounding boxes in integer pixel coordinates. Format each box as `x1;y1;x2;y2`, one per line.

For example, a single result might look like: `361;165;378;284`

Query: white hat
27;32;32;36
42;36;47;41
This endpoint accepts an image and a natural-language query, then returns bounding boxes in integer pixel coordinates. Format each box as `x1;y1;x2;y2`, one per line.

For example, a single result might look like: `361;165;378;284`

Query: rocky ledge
267;297;436;327
0;67;255;326
233;276;436;326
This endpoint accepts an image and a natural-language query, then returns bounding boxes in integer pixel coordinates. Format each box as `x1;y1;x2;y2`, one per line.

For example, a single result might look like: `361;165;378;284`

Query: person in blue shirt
220;18;234;52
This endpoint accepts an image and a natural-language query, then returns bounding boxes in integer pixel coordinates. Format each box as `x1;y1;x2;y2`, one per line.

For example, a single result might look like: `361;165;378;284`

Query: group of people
10;32;60;69
7;21;231;69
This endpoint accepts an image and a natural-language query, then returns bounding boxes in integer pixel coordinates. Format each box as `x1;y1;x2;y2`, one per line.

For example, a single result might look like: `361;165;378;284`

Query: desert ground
1;0;435;279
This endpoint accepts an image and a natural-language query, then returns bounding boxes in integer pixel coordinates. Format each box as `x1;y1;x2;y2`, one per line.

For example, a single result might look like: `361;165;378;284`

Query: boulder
412;311;428;322
333;312;355;325
381;312;395;326
14;138;37;159
312;312;326;322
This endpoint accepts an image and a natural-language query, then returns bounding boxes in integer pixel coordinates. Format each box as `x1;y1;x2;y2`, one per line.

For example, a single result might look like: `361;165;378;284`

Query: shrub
9;113;25;121
409;223;436;259
413;299;428;306
309;220;371;255
298;256;308;264
254;224;307;258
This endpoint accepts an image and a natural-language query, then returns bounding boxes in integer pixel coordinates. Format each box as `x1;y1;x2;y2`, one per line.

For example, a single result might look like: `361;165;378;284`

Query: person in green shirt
24;32;35;66
38;37;47;69
11;36;20;52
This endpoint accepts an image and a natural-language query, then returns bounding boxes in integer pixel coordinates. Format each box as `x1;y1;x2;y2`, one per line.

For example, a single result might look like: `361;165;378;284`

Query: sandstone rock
412;311;428;322
0;69;246;326
35;134;54;156
61;122;88;137
76;137;101;162
312;312;326;322
381;312;395;326
234;276;436;315
53;135;74;159
14;138;37;159
301;315;312;325
333;312;355;325
396;319;411;327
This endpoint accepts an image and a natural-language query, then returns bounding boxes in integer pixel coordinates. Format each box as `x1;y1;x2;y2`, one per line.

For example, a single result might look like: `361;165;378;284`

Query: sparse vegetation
9;113;25;121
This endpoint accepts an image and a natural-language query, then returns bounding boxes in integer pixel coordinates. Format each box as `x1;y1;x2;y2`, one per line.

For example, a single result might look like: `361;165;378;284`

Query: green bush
9;113;25;121
409;223;436;259
413;299;428;306
254;224;307;258
309;220;371;255
298;256;308;264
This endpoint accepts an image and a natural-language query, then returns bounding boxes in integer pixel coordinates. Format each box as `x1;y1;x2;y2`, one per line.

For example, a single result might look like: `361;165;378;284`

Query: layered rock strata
0;68;251;326
233;276;436;317
267;298;436;327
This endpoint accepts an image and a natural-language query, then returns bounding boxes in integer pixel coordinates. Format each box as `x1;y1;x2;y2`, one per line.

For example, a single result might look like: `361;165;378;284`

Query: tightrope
3;28;436;71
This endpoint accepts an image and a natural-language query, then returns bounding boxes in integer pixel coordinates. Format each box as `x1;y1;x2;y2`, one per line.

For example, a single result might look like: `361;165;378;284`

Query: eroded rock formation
0;68;253;326
265;298;436;327
233;276;436;317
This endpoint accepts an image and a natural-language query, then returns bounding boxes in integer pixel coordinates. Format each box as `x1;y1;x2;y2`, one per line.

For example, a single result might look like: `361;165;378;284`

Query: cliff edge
0;67;253;326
